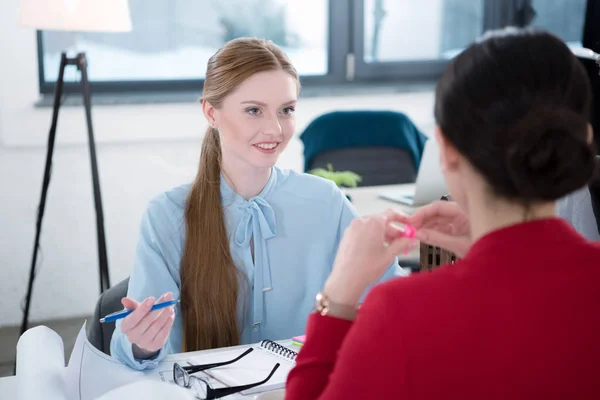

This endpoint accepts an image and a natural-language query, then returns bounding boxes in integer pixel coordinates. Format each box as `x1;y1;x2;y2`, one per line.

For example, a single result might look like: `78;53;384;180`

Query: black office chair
301;110;428;187
87;277;130;355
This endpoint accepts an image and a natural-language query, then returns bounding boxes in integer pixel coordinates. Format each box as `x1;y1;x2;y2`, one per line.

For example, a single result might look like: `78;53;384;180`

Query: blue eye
282;107;295;115
246;107;260;115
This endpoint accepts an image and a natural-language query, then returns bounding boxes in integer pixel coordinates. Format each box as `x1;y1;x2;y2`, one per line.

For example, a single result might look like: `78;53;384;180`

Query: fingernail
145;297;154;307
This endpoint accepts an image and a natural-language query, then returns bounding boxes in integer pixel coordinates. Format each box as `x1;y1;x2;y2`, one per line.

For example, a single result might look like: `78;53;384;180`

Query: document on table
16;320;292;399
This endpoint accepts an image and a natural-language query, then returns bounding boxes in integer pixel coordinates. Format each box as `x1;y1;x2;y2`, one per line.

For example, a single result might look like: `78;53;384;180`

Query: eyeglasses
172;348;280;400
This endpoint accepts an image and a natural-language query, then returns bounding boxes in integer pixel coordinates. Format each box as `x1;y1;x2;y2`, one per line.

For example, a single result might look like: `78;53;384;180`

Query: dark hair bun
505;107;597;201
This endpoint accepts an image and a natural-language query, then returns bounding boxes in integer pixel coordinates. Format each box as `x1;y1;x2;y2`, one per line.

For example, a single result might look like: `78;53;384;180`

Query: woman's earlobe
587;123;594;144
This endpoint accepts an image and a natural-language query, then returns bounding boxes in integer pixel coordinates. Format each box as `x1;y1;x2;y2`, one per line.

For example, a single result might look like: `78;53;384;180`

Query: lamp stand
19;52;111;337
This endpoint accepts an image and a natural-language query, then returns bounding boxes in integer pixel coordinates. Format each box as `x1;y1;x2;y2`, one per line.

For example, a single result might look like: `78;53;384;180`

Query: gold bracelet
314;292;357;321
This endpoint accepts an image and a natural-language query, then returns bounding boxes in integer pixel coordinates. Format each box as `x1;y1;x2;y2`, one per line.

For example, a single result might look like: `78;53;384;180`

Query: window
39;0;342;93
527;0;587;47
35;0;591;95
41;0;328;83
363;0;485;63
355;0;486;80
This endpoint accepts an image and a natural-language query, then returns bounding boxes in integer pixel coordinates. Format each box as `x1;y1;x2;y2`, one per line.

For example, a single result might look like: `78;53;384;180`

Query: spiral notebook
187;340;297;396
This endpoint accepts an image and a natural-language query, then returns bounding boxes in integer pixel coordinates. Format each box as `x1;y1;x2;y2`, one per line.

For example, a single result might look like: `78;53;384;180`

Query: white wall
0;1;435;326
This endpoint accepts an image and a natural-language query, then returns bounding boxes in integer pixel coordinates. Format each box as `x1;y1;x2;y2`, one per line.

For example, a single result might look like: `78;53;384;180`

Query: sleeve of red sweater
285;284;408;399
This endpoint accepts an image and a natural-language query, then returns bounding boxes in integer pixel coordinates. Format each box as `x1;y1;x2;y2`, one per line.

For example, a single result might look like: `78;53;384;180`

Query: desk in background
345;183;417;217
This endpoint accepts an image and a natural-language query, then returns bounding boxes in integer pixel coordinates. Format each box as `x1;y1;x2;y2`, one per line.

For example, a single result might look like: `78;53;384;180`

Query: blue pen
99;299;180;323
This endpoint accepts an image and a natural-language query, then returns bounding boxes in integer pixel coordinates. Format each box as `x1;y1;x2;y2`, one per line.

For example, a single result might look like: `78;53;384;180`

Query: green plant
309;164;363;188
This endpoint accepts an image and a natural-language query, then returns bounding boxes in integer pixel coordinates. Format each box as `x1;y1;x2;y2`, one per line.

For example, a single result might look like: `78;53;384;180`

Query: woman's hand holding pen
120;291;176;359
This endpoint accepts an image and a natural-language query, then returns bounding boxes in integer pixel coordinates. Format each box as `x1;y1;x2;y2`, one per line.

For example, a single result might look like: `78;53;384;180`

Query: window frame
350;0;503;82
35;0;587;95
36;0;351;95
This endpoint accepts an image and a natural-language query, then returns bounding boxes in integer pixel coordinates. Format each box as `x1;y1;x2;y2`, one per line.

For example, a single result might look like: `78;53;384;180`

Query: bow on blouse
233;197;277;330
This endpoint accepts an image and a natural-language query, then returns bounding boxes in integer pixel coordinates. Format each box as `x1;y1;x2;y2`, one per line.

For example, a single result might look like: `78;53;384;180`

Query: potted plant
308;164;362;202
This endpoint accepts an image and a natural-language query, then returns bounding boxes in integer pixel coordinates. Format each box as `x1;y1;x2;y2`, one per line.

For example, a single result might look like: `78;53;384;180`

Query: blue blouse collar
220;167;277;207
219;167;278;332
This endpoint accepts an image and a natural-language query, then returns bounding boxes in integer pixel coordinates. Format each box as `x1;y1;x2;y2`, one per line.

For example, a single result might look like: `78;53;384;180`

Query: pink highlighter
398;224;416;255
402;224;416;239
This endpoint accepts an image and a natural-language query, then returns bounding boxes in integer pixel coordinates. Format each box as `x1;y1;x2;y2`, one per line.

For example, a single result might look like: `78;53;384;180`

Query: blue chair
301;110;428;186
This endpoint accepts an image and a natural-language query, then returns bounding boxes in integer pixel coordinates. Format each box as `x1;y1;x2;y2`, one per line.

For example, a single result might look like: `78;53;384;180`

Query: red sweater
286;219;600;399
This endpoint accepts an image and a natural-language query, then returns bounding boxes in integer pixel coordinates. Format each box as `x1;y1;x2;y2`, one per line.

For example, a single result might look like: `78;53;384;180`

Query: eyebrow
240;100;297;107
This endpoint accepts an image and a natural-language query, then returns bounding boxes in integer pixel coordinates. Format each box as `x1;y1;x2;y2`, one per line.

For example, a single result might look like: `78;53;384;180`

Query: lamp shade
19;0;132;32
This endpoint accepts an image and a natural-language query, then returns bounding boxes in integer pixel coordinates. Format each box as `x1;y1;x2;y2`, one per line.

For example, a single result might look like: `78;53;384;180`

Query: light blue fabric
110;166;404;370
556;186;600;241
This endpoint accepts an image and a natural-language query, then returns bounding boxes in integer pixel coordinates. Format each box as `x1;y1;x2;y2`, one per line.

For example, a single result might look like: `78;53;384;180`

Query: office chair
301;110;428;186
301;110;426;272
87;277;130;355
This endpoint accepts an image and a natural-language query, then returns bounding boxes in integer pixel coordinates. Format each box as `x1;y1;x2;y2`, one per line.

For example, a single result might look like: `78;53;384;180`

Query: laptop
378;139;448;206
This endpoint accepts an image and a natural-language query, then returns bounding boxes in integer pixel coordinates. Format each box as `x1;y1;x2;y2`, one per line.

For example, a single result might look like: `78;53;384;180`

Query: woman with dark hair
286;28;600;399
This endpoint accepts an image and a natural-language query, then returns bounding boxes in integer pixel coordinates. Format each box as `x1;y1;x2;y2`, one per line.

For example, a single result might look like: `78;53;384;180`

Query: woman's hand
119;292;176;359
396;201;472;258
324;213;418;308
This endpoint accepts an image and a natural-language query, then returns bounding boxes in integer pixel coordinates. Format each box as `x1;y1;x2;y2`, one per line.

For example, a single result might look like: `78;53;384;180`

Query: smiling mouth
253;142;280;151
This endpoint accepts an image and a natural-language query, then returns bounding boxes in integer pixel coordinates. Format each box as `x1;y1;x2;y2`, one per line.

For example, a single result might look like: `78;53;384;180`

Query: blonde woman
110;37;404;370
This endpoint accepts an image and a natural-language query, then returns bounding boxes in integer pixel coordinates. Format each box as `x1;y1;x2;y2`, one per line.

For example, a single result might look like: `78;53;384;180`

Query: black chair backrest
308;146;418;186
87;277;130;355
300;110;427;186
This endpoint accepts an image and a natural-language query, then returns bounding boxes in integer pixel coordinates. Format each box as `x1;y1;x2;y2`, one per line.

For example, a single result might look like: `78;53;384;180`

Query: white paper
16;320;286;400
65;322;152;400
255;391;285;400
185;347;294;395
16;325;66;400
94;380;196;400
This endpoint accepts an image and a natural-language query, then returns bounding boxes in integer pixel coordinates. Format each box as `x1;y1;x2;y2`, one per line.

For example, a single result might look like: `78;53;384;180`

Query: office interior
0;0;598;379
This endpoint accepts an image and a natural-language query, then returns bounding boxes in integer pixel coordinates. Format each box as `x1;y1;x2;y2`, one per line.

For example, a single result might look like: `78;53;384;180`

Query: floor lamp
18;1;132;338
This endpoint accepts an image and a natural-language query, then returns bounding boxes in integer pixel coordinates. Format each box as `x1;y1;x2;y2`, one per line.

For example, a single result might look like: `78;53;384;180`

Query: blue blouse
110;167;404;369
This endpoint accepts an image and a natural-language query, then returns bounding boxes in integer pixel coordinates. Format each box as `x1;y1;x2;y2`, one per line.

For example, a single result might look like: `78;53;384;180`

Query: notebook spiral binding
260;339;298;361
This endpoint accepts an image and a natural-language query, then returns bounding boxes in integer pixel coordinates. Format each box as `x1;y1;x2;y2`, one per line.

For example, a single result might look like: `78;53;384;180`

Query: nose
262;113;283;136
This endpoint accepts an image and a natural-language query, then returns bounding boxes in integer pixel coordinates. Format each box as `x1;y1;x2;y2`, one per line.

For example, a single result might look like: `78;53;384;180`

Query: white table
0;342;294;399
0;375;16;398
345;183;417;217
0;367;283;400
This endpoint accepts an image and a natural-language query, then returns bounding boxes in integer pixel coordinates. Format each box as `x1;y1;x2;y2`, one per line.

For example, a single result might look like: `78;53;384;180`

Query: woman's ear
435;126;460;173
202;100;217;128
587;123;594;144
